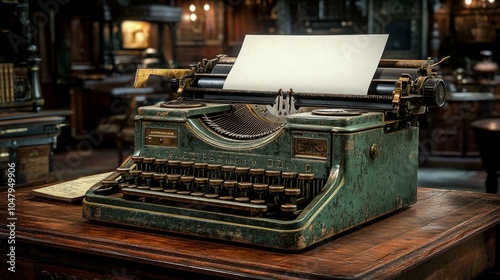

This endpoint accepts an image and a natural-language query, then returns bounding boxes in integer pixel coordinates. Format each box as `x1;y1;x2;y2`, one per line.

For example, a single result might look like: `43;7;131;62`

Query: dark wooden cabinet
420;92;497;164
0;111;70;187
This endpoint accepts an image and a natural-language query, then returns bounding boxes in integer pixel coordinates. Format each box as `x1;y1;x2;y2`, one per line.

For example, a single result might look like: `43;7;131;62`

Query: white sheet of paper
223;34;388;95
31;172;112;201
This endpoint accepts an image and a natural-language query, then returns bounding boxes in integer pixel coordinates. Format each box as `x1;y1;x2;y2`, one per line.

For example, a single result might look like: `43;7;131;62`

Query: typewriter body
83;51;447;250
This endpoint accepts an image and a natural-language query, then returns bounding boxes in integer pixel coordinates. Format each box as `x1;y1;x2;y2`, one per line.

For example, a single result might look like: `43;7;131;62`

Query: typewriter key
167;174;181;190
97;180;118;195
223;180;238;197
154;173;167;188
249;168;265;184
180;161;194;175
298;173;315;202
129;170;142;185
221;165;236;180
269;185;284;206
209;178;223;195
191;192;205;197
116;167;130;176
269;185;284;193
250;199;266;205
164;189;177;193
194;177;209;193
253;183;268;199
207;164;222;179
154;158;167;173
281;172;297;189
194;163;208;177
265;170;281;185
180;175;194;192
131;156;144;170
141;171;154;186
237;182;252;197
167;160;181;174
235;197;250;203
281;203;297;212
235;167;249;173
143;157;156;171
285;188;301;204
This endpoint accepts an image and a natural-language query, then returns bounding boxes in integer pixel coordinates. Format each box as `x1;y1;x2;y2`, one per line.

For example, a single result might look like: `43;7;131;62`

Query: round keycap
191;192;205;197
281;171;297;179
238;182;252;190
235;197;250;202
298;173;315;180
285;188;301;196
281;203;297;212
253;183;268;191
269;185;284;193
250;199;266;204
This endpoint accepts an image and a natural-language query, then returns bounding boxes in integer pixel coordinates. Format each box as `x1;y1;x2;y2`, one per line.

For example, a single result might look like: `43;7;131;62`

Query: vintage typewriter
83;47;447;250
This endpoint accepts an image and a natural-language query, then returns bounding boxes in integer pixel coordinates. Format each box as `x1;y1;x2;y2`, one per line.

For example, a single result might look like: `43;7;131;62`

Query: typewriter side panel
274;113;418;249
300;125;419;247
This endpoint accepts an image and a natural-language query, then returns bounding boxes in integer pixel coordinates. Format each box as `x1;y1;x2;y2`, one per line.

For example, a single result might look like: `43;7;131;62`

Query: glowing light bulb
189;4;196;12
190;13;197;21
465;0;472;5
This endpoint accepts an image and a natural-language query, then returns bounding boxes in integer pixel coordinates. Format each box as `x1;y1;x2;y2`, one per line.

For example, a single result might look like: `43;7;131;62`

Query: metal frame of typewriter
83;55;447;251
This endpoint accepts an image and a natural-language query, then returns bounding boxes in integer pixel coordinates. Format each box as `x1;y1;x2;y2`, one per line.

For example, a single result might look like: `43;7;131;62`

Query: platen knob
423;78;446;107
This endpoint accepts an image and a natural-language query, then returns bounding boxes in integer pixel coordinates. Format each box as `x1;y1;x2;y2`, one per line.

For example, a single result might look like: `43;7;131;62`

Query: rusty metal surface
133;69;191;88
83;107;418;250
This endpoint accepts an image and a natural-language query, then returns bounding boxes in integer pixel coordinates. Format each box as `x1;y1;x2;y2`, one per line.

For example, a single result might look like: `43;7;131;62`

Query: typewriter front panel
136;103;332;178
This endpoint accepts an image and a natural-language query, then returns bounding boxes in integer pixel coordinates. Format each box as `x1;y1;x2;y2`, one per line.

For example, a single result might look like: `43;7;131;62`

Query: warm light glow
465;0;472;5
190;13;197;21
120;20;151;49
189;4;196;12
488;0;495;3
204;4;210;11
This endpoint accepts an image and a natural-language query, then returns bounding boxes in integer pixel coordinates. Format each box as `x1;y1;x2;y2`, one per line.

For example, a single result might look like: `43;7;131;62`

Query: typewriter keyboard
96;156;326;218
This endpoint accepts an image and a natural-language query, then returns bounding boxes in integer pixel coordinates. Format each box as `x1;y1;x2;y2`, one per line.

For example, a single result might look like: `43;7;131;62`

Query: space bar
122;188;268;215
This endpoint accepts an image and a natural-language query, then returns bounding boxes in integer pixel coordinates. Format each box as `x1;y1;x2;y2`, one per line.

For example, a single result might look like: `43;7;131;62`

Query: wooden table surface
1;187;500;279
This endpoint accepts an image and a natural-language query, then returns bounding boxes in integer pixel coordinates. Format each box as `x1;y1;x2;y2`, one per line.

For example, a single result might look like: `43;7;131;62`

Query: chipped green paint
83;104;418;251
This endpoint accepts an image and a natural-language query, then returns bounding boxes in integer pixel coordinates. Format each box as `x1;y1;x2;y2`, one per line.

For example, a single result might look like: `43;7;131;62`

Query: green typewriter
83;36;447;250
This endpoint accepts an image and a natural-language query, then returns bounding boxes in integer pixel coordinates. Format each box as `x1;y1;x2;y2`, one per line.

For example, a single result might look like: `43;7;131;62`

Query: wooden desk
1;187;500;279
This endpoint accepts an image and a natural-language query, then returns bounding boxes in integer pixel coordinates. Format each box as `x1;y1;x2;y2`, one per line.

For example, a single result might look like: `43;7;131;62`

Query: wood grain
1;187;500;279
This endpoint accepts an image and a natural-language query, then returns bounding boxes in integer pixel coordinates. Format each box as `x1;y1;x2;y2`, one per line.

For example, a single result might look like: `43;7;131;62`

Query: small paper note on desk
31;172;112;203
223;34;388;95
